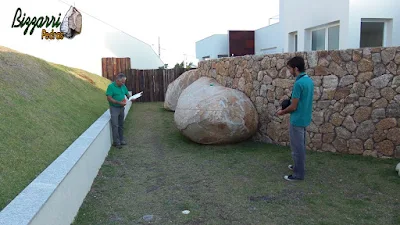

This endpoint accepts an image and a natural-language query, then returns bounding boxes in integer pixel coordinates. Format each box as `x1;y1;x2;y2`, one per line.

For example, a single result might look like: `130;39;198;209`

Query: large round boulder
164;69;200;111
174;77;259;144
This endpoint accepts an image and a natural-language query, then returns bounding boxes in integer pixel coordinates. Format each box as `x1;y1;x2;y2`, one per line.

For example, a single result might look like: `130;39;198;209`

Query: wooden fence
101;57;192;102
127;68;187;102
101;57;131;81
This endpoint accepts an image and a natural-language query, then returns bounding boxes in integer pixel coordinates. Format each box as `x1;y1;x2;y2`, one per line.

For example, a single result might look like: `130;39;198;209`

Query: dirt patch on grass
76;72;95;85
0;46;19;53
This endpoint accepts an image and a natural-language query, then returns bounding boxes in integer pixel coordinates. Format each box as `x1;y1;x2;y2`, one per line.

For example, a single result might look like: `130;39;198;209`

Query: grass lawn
73;102;400;225
0;46;111;210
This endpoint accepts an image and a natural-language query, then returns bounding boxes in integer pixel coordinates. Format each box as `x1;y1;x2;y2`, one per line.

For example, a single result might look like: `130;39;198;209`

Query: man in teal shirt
277;56;314;181
106;73;135;149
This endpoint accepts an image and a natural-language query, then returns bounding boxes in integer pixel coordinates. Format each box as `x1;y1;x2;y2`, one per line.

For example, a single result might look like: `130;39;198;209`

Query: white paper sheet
128;91;143;101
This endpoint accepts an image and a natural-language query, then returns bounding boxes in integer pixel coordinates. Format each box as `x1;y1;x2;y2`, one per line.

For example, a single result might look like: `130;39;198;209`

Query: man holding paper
106;73;138;149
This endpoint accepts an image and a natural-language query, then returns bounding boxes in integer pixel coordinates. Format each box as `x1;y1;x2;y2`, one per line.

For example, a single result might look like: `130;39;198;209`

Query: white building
255;22;283;55
196;0;400;60
195;34;229;60
281;0;400;53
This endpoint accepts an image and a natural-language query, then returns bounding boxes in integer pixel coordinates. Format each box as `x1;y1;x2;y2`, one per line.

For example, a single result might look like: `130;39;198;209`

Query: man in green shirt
106;73;135;149
277;56;314;181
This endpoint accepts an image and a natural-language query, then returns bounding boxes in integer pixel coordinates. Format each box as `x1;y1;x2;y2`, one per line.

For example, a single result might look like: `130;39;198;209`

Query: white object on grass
182;210;190;214
128;91;143;101
396;162;400;176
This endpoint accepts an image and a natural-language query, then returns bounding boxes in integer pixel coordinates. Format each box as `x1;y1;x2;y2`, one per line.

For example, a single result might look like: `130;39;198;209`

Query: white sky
1;0;279;75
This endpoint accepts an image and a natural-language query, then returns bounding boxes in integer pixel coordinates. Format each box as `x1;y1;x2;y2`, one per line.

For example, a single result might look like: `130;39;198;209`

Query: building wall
195;34;229;60
228;31;255;57
280;0;400;53
255;23;284;55
347;0;400;49
197;47;400;158
280;0;350;52
104;31;164;70
104;31;165;70
195;0;399;59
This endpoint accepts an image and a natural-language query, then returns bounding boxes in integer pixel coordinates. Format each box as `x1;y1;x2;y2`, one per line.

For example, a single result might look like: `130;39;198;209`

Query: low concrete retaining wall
0;98;133;225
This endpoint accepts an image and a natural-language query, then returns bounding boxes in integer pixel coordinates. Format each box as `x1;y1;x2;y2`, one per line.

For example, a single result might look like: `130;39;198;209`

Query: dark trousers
289;124;306;179
110;106;125;144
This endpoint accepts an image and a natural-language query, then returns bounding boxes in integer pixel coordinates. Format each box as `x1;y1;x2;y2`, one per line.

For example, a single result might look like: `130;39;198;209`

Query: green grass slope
0;46;112;210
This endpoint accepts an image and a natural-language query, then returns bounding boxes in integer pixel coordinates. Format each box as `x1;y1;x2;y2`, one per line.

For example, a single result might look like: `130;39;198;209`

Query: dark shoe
284;175;302;181
288;165;293;171
112;143;122;149
121;140;127;145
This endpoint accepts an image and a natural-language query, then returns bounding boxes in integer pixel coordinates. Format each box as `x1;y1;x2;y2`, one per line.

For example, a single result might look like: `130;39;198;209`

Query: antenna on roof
158;36;160;57
268;15;279;25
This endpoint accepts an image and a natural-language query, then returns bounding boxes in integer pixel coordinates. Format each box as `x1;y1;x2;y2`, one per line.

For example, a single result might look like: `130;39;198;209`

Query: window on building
310;24;340;51
202;56;210;61
328;25;340;50
312;28;325;51
218;54;228;58
288;31;298;52
360;22;384;48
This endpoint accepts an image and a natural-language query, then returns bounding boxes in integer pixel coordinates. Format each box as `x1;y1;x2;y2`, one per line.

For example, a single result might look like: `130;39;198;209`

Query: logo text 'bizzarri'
11;8;64;40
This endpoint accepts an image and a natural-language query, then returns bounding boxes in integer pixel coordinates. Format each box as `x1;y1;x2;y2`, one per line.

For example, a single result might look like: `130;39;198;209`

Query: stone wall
196;47;400;158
